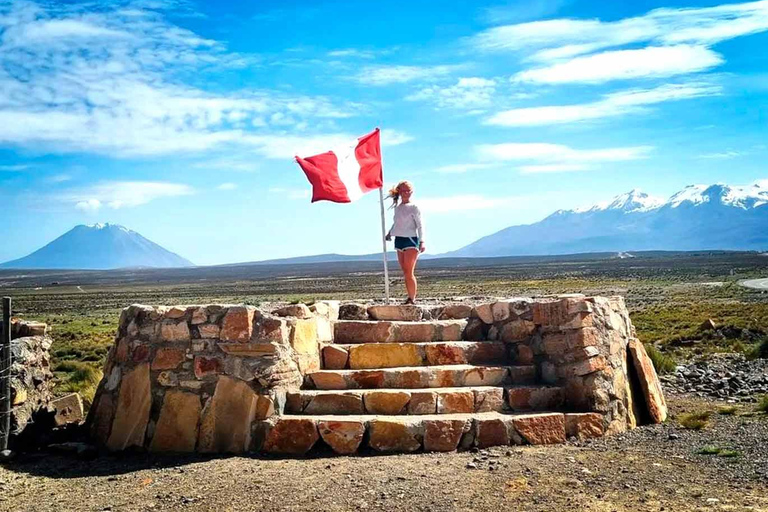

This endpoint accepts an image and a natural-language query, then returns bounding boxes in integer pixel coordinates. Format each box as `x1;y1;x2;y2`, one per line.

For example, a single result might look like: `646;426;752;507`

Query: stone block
309;371;348;390
306;392;364;415
437;390;473;414
438;321;466;341
165;306;187;320
198;376;258;453
316;317;333;343
464;366;509;386
218;342;278;356
132;344;150;363
424;343;467;365
273;304;313;319
508;365;536;383
424;419;467;452
491;301;512;322
408;391;437;414
255;395;275;420
253;316;290;344
532;300;568;327
349;343;422;369
463;318;486;341
151;347;186;370
628;339;668;423
558;356;607;378
500;320;536;342
439;304;472;320
334;321;393;343
198;323;221;339
511;413;566;445
107;363;151;451
220;306;254;342
318;420;365;455
368;305;422;321
310;300;340;320
323;345;349;369
475;417;510;448
472;303;494;324
90;392;115;445
150;390;201;452
565;328;600;349
542;333;567;355
565;413;605;439
263;418;319;455
368;418;423;452
194;356;221;379
473;387;504;412
191;307;208;325
515;344;534;364
161;321;190;342
507;386;564;411
395;322;436;342
290;318;318;354
364;390;410;414
51;393;84;427
157;371;178;387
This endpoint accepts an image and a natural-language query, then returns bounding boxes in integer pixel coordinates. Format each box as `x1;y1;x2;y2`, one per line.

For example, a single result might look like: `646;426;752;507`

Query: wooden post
0;297;11;451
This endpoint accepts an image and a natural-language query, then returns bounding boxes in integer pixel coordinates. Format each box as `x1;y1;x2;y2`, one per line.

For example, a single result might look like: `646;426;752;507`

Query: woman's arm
414;205;425;252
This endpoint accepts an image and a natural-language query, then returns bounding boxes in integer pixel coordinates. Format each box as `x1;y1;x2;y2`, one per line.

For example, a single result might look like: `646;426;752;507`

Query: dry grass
678;411;712;430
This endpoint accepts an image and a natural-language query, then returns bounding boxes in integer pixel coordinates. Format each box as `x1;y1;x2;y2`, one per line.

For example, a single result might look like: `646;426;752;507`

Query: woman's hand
385;233;392;242
419;241;426;253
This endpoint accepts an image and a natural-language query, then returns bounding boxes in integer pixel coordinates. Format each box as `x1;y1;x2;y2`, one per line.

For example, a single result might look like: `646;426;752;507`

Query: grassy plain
1;251;767;405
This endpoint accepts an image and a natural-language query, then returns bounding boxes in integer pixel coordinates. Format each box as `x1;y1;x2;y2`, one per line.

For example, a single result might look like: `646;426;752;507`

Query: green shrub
644;343;676;374
717;406;738;415
54;361;103;407
697;445;721;455
757;395;768;413
747;338;768;360
678;411;711;430
717;449;741;458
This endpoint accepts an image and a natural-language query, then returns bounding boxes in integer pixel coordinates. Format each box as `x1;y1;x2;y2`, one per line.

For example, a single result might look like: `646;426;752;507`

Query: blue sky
1;0;767;265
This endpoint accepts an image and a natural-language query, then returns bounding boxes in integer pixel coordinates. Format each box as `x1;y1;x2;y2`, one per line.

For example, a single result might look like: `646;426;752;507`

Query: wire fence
1;297;12;450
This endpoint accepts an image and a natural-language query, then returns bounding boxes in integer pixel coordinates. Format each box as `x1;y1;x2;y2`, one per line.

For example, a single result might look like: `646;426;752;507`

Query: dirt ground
1;395;766;512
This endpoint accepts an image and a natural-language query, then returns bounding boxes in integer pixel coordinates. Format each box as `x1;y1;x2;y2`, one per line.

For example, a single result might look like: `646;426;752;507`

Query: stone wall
87;303;337;452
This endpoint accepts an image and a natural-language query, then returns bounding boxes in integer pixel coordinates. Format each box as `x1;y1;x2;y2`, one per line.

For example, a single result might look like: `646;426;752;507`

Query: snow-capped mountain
447;182;768;257
0;223;193;269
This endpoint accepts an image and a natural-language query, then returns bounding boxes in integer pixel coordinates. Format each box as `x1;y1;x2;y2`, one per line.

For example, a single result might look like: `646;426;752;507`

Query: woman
385;181;425;304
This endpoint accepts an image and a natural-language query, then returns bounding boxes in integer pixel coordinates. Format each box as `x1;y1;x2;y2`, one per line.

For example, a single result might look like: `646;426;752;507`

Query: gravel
661;353;768;400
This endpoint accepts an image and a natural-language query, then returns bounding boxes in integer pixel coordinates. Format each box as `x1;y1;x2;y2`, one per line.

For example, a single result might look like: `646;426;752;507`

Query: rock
317;420;365;455
217;343;277;356
408;391;437;414
463;318;486;341
190;307;208;325
255;395;275;420
436;390;474;414
491;301;512;322
628;339;668;423
334;321;393;343
368;418;422;452
194;357;221;379
475;417;511;448
90;392;115;445
310;301;340;320
198;376;258;453
339;304;368;320
464;366;510;386
349;343;421;369
150;390;201;452
439;305;472;320
198;323;221;339
164;306;187;320
512;413;566;445
364;390;410;414
473;304;494;324
289;318;318;355
51;393;84;427
500;320;536;342
700;319;717;331
368;305;422;321
507;387;564;411
424;419;467;452
107;363;152;451
220;306;254;342
558;356;607;378
309;371;348;390
473;388;505;412
151;347;186;370
306;393;364;415
323;345;349;369
160;321;190;342
564;413;605;439
263;418;319;455
394;323;436;343
273;304;313;319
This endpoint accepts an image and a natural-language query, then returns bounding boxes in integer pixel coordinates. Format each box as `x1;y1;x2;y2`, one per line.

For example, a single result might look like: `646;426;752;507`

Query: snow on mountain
447;180;768;258
0;224;193;270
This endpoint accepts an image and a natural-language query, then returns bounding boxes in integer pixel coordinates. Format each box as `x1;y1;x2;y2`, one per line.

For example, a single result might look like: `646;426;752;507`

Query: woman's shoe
404;297;414;305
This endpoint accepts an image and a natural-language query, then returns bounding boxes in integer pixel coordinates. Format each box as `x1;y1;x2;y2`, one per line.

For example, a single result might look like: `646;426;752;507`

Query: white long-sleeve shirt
388;202;424;240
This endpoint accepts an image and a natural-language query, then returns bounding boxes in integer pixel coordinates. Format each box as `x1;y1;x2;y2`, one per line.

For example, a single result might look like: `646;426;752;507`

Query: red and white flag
295;128;383;203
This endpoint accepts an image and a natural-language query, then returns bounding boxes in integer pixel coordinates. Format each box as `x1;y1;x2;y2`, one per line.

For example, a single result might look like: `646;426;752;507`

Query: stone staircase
259;317;585;455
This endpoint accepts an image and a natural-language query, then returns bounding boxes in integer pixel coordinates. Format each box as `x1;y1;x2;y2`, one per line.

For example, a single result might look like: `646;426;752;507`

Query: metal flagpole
378;187;390;303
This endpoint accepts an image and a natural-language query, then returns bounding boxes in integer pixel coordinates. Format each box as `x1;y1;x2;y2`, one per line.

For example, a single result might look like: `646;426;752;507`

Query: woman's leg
402;249;419;300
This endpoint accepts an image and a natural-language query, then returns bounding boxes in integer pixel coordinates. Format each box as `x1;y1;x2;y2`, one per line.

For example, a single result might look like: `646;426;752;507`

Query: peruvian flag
295;128;383;203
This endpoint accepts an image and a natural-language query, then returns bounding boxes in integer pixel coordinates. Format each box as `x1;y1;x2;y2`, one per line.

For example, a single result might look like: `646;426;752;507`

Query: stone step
286;385;565;415
307;364;536;390
323;341;508;370
334;320;467;344
256;411;607;455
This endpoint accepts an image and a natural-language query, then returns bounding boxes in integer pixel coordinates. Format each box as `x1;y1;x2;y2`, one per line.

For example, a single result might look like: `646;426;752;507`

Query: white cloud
434;163;498;174
75;199;101;212
513;45;723;84
406;77;497;109
486;83;721;126
247;129;412;159
354;65;465;85
217;182;237;190
63;181;194;210
698;150;745;159
193;158;260;172
418;195;515;213
475;142;652;173
327;49;376;59
0;164;29;171
47;174;72;183
472;1;768;59
0;1;356;156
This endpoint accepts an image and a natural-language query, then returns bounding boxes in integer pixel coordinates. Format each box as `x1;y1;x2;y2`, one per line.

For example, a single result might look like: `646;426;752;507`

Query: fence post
1;297;11;451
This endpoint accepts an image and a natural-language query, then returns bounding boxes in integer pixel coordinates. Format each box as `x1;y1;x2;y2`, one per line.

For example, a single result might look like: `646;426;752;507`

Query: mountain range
1;182;766;269
0;223;193;270
447;182;768;257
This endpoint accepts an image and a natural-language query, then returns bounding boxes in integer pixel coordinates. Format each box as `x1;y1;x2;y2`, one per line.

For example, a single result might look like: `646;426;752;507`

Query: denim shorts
394;236;419;252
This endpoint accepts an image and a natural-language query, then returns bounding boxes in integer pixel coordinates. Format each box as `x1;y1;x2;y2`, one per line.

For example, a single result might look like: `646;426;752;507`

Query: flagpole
378;187;390;303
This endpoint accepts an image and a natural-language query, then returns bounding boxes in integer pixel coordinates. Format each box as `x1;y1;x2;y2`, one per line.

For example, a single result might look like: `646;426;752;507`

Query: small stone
273;304;313;319
323;345;349;369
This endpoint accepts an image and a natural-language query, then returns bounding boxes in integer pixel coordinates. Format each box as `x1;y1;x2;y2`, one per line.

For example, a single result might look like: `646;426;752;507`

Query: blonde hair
388;180;413;208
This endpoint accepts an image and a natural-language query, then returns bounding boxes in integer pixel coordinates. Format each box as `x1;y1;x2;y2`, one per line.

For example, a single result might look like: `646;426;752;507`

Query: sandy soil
1;395;766;512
